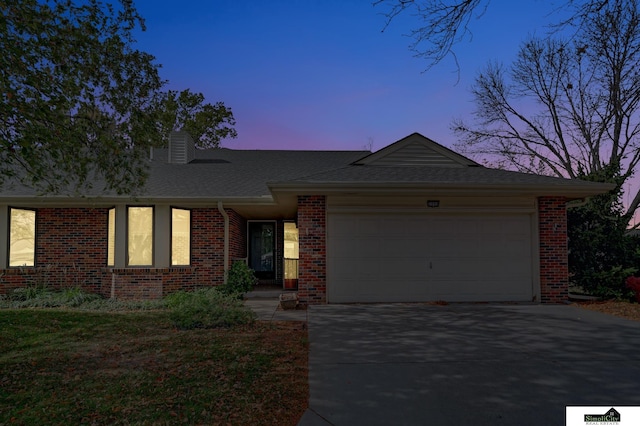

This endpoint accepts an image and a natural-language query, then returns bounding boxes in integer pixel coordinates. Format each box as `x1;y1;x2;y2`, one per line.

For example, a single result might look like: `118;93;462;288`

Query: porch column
297;195;327;304
538;197;569;303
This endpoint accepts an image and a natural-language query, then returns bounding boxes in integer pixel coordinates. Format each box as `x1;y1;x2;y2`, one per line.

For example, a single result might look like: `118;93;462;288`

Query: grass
0;295;308;425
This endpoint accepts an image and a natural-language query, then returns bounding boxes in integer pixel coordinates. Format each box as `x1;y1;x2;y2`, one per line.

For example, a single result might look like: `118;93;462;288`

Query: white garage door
327;212;534;303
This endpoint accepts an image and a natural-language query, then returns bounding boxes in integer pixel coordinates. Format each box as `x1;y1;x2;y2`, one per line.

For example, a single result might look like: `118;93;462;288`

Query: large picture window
127;207;153;266
9;208;36;267
171;208;191;265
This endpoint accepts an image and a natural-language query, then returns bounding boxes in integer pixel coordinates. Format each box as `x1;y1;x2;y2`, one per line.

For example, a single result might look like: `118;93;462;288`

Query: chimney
168;131;195;164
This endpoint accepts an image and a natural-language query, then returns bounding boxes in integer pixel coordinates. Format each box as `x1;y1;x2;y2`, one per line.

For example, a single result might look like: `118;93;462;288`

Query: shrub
626;276;640;303
164;288;256;329
0;287;166;311
578;266;638;300
7;286;49;302
567;167;640;298
217;261;258;297
2;287;102;308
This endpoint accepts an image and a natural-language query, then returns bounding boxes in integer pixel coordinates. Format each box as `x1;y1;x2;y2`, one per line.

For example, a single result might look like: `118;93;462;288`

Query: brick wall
103;267;197;299
228;209;247;261
190;207;225;286
1;206;245;300
276;220;284;286
538;197;569;303
0;208;108;294
37;208;108;293
297;195;327;304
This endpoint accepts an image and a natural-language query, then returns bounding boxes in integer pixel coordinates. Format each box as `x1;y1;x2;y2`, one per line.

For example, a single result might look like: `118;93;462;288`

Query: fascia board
0;195;277;208
268;181;615;199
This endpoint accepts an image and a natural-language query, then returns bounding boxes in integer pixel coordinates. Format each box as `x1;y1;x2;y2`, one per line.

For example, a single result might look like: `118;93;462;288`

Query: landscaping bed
573;300;640;322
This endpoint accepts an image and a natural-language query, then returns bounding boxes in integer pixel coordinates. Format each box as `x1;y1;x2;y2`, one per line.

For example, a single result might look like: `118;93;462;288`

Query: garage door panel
431;283;531;302
403;218;429;236
328;212;534;303
358;218;384;236
382;238;426;257
392;258;429;279
352;280;431;303
330;237;361;258
358;237;384;258
332;216;357;235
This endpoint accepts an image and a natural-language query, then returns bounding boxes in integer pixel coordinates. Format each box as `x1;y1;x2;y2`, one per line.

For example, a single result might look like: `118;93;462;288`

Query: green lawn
0;310;308;425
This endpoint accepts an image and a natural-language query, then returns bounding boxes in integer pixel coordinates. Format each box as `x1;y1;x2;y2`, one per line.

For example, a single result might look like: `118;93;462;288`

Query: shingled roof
142;148;368;198
0;132;613;203
269;133;614;198
0;147;368;201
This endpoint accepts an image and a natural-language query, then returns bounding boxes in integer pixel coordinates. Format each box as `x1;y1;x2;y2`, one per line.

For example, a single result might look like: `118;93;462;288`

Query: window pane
107;208;115;266
171;208;190;265
284;222;298;280
9;208;36;267
128;207;153;266
284;222;299;259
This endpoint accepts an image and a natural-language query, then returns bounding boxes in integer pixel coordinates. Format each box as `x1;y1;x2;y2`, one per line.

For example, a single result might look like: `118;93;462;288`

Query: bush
626;276;640;303
217;261;258;297
579;266;637;299
0;287;167;311
567;169;640;298
7;286;49;302
164;288;256;329
2;286;102;308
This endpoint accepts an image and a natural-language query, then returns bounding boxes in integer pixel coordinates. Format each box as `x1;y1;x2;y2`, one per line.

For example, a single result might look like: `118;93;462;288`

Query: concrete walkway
244;288;308;322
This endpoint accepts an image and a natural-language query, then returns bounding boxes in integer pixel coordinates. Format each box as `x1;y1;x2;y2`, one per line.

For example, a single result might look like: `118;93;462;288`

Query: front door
248;222;275;280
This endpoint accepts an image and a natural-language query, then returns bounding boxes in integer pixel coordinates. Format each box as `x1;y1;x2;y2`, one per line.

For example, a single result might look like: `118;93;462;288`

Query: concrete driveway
299;304;640;426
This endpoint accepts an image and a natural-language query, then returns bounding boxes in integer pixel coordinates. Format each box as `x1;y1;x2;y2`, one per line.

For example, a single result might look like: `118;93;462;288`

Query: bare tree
373;0;611;72
452;0;640;225
374;0;487;71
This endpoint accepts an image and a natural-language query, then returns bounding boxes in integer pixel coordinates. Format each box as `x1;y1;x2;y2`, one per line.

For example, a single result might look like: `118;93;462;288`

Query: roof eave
268;181;615;199
1;195;277;208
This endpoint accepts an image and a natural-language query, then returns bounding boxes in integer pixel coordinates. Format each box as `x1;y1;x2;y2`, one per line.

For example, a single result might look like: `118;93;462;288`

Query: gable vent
168;131;195;164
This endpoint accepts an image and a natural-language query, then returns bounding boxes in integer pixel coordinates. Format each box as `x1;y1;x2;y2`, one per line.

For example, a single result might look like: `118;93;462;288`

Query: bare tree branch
453;0;640;226
374;0;487;73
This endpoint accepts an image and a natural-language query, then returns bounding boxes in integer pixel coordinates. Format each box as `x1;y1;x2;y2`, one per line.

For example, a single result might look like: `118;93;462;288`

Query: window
9;208;36;267
171;208;190;265
127;207;153;266
107;208;115;266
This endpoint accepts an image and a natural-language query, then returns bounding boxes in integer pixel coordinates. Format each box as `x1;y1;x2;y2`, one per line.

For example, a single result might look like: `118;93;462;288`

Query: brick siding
297;195;327;304
0;207;245;300
228;209;247;261
0;199;572;304
538;197;569;303
0;208;108;295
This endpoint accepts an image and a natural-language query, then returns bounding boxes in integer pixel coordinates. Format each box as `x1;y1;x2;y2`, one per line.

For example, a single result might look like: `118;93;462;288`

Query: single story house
0;132;613;304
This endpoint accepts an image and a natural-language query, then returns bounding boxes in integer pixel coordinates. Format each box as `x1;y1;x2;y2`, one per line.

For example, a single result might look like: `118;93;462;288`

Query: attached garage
327;210;536;303
271;133;615;305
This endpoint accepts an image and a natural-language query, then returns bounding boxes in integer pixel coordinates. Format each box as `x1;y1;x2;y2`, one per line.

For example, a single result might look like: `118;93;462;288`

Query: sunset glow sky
133;0;555;151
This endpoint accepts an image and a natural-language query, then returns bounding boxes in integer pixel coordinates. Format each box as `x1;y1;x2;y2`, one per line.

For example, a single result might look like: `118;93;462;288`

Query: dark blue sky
133;0;554;151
